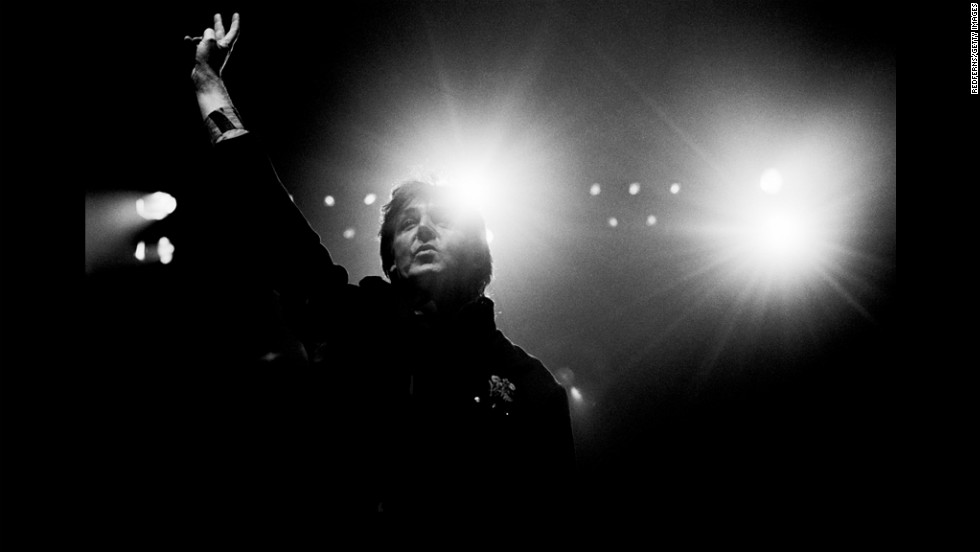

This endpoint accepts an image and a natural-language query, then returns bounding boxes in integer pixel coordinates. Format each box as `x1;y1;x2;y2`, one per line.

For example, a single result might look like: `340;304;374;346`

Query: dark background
7;0;907;534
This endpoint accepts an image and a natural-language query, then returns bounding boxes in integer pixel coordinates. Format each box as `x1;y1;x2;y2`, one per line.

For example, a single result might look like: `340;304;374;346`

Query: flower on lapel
488;375;516;408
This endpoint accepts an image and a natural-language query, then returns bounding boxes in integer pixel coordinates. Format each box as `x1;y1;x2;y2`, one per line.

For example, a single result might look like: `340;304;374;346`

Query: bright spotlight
646;215;658;226
364;193;378;206
158;237;175;265
608;217;619;228
760;168;784;194
705;179;841;293
590;183;602;196
570;387;583;403
424;139;510;216
698;120;881;305
343;228;356;239
388;108;556;263
136;192;177;221
446;178;490;212
629;182;641;195
134;241;146;261
757;214;801;253
743;207;821;276
670;182;681;195
324;195;336;207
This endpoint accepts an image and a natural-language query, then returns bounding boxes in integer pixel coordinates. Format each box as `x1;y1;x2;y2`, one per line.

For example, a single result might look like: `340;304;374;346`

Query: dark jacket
208;132;574;518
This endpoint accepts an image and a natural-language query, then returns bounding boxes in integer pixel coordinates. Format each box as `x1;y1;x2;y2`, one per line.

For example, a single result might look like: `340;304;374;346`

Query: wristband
205;106;247;144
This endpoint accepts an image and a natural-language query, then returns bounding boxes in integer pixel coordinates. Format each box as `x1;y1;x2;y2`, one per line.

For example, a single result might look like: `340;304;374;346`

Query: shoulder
356;275;392;299
492;330;564;399
358;275;390;291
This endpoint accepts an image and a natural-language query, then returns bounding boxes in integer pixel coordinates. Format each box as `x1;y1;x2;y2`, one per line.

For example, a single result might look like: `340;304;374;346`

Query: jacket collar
359;275;497;336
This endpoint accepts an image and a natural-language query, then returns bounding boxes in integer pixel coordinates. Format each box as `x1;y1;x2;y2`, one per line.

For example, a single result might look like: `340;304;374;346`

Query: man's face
391;197;469;289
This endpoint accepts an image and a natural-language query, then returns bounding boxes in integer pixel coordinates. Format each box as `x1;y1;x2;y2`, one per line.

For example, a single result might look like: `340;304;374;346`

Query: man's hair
379;179;493;299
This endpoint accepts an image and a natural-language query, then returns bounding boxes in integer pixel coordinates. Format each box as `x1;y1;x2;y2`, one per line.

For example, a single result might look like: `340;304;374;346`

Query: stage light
646;215;657;226
376;99;558;280
364;193;378;206
570;387;583;403
324;195;336;207
447;178;489;213
608;217;619;228
590;183;601;196
760;168;784;194
746;209;817;272
136;192;177;221
688;101;889;329
134;241;146;261
418;136;508;217
343;228;356;239
756;213;801;255
88;192;171;273
158;237;174;265
629;182;641;195
670;182;681;195
713;201;826;284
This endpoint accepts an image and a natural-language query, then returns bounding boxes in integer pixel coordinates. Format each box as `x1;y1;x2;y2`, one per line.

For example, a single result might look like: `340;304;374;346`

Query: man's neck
402;280;474;317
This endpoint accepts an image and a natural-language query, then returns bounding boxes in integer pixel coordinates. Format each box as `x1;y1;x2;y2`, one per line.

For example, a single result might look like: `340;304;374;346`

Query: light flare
136;192;177;221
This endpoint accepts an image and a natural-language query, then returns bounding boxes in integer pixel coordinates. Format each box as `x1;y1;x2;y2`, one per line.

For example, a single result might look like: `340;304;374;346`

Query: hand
186;13;240;86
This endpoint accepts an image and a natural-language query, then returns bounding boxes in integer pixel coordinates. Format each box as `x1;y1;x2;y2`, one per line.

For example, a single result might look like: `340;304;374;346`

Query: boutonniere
487;375;516;411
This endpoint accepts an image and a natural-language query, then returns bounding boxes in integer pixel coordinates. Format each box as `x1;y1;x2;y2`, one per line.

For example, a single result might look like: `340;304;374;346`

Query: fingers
189;13;238;60
196;28;216;60
221;13;240;48
213;13;225;39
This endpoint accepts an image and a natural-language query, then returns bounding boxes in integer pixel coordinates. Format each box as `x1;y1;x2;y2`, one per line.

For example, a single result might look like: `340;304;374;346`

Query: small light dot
608;217;618;228
570;387;583;402
288;194;295;203
646;215;658;226
324;195;335;207
343;228;356;239
474;396;480;403
158;237;175;265
670;183;681;195
364;193;377;205
629;182;641;195
134;241;146;261
589;183;601;196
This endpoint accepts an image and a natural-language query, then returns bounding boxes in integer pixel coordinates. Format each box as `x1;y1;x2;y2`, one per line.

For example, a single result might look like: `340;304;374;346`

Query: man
186;14;574;517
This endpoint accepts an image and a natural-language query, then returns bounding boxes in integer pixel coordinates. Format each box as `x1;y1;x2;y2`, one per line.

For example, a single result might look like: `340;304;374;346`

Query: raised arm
183;14;351;347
